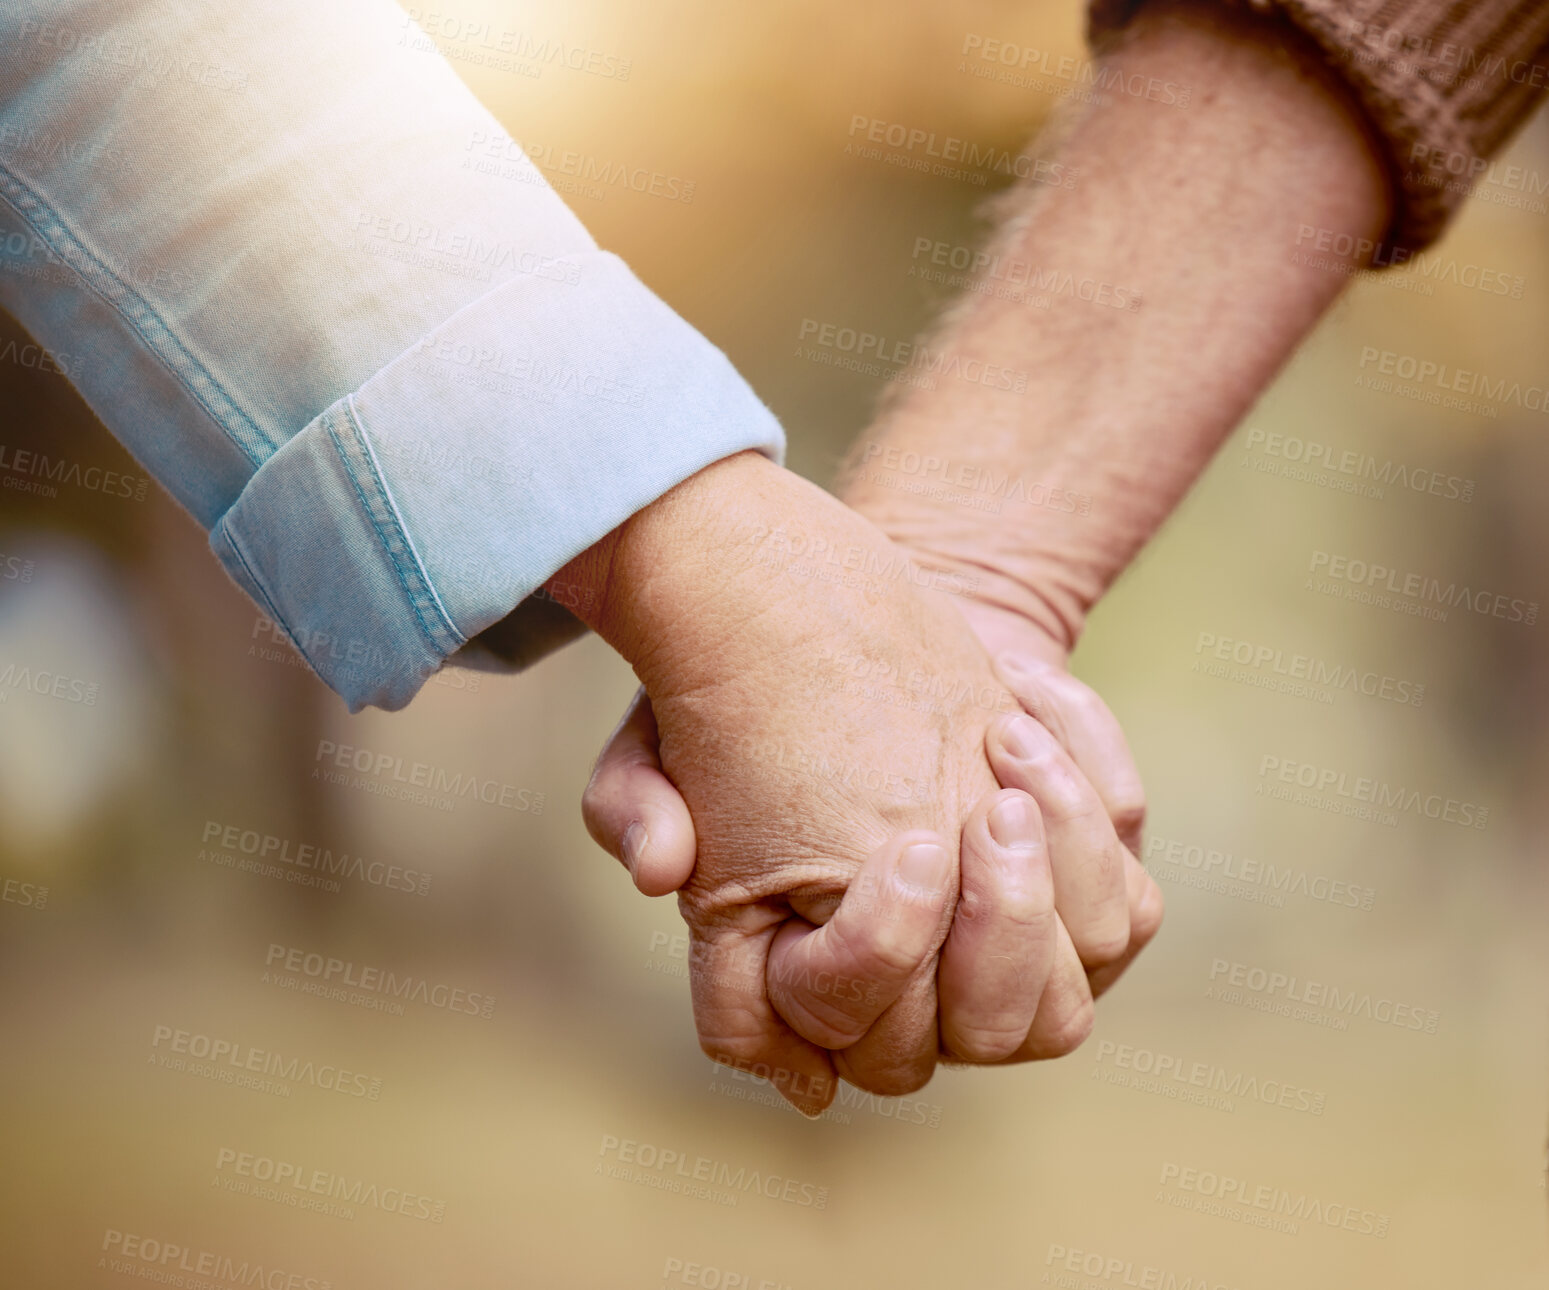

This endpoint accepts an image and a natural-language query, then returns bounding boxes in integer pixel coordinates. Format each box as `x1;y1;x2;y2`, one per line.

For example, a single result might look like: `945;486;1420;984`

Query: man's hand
556;451;1122;1110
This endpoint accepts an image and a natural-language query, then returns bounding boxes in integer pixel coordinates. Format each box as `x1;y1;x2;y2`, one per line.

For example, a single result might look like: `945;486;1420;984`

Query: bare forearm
840;0;1390;653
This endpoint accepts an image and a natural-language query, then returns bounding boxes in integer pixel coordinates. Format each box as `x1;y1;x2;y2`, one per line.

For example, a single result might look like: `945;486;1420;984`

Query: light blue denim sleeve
0;0;785;711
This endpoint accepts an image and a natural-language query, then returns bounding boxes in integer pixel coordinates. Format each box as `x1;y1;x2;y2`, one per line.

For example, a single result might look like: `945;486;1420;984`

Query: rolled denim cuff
211;250;785;711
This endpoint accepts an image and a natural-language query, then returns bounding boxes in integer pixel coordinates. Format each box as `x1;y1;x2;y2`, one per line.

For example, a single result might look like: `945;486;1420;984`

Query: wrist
552;451;872;694
549;451;772;670
839;459;1095;658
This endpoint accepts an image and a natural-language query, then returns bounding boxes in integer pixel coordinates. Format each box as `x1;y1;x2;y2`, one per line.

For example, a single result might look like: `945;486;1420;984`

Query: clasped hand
560;452;1162;1114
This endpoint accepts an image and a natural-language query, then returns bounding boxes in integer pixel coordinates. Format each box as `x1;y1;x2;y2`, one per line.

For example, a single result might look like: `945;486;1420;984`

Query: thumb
581;687;697;896
766;831;955;1051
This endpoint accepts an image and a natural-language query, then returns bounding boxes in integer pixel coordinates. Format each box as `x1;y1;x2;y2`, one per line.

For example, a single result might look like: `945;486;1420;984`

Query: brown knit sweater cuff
1089;0;1549;253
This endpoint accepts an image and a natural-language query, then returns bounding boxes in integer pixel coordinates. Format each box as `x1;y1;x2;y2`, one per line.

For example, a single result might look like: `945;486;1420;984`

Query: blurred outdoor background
3;0;1549;1286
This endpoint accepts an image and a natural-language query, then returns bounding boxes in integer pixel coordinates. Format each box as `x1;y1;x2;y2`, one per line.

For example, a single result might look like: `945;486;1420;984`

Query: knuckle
1031;764;1100;825
945;1020;1028;1063
769;953;875;1048
1057;852;1123;936
1077;920;1132;968
1039;996;1096;1057
833;911;924;981
1109;792;1148;839
781;992;867;1049
1016;731;1067;775
1010;687;1056;730
1076;840;1125;897
1131;880;1166;946
989;886;1056;937
1057;794;1110;838
1047;672;1101;717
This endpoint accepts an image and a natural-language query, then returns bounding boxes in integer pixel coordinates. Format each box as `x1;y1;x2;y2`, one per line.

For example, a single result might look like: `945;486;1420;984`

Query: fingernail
896;841;951;894
1001;712;1042;761
622;822;648;877
988;795;1037;849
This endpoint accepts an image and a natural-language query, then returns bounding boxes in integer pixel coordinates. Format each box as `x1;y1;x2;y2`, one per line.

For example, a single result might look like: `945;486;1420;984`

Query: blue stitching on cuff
322;403;465;661
0;163;276;468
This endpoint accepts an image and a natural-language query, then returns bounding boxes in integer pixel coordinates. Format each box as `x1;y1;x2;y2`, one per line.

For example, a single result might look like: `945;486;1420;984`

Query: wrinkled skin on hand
617;457;1019;1106
575;456;1161;1107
